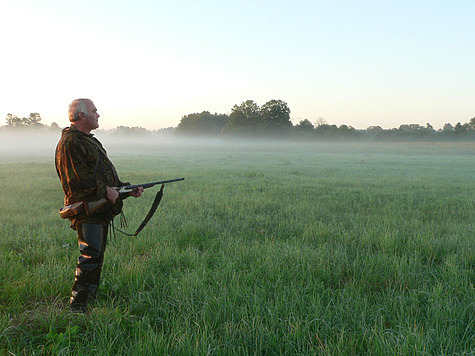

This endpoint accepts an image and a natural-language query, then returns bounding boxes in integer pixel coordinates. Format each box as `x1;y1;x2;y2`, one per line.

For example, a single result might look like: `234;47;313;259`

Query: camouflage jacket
55;125;128;225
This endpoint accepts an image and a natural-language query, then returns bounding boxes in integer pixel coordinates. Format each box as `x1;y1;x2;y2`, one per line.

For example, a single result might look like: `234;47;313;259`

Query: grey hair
68;99;91;122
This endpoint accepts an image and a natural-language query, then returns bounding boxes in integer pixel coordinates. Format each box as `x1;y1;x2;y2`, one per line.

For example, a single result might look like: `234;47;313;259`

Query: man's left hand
129;187;144;198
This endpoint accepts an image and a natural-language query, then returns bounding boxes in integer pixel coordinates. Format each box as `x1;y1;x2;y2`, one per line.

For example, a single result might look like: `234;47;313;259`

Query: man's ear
77;111;86;120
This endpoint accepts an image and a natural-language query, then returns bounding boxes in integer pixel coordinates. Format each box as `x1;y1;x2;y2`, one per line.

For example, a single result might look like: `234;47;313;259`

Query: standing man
55;98;143;313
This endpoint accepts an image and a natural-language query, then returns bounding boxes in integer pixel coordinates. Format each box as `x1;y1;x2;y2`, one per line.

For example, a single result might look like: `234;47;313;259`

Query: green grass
0;139;474;354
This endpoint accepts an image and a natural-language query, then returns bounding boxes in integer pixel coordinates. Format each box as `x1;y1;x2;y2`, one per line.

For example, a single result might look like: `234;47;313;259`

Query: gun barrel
119;177;184;193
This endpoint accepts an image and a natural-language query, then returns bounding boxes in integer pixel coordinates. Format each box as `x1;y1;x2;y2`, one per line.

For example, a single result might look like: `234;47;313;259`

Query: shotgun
59;178;185;219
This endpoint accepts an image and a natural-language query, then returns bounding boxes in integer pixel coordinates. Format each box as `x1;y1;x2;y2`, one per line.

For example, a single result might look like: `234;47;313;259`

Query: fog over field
0;130;474;162
0;132;248;159
0;131;59;159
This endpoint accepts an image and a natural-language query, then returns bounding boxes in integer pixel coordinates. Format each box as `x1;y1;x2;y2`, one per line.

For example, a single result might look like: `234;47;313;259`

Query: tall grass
0;140;473;354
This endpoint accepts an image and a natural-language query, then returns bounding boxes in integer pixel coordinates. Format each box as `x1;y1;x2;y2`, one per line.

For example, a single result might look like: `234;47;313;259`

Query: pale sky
1;0;474;130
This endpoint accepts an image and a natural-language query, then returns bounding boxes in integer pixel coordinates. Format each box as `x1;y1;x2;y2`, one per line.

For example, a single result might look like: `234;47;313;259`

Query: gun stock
59;197;109;219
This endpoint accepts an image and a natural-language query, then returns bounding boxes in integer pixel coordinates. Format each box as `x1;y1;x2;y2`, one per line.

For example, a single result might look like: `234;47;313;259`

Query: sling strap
111;184;164;237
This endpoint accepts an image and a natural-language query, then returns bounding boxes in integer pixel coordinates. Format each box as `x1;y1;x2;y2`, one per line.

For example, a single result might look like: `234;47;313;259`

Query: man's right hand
106;186;119;203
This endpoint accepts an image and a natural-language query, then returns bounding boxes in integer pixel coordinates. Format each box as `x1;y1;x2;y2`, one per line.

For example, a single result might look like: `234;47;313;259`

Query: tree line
3;113;60;131
176;99;475;141
3;101;475;141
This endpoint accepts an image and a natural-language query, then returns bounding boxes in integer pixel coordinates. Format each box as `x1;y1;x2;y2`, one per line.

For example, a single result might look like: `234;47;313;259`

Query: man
55;98;143;313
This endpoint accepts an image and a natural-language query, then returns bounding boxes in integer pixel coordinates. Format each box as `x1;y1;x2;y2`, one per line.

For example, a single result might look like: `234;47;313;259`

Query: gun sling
112;184;164;237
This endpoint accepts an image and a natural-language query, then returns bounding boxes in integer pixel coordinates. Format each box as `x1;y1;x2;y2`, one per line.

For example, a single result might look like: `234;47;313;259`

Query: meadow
0;136;473;355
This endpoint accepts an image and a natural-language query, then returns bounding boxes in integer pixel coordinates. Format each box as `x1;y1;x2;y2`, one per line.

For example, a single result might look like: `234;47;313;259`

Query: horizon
1;112;471;132
1;1;474;130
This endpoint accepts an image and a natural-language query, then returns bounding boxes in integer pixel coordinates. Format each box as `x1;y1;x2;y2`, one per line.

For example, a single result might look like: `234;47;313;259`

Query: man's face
83;101;100;130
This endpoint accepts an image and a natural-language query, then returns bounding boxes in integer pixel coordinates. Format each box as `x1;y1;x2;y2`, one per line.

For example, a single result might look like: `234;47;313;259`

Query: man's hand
106;186;119;203
129;187;144;198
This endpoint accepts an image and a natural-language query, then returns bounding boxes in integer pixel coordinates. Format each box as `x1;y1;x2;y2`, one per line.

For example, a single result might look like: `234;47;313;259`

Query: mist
1;129;472;163
0;130;61;160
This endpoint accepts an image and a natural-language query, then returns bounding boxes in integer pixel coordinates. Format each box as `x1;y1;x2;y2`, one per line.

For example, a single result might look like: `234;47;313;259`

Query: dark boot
70;295;88;314
88;284;100;300
70;272;88;314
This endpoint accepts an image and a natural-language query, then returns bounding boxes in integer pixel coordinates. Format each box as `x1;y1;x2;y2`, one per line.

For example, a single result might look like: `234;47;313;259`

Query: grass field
0;137;473;355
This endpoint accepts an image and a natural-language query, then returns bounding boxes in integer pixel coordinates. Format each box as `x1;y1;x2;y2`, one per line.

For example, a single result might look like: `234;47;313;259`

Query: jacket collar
64;124;95;137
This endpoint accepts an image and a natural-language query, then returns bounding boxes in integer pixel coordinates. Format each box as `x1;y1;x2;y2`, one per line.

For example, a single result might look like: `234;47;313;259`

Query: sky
0;0;474;130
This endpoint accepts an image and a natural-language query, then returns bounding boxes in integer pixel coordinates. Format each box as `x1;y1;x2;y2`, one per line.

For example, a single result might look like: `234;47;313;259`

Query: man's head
68;99;100;133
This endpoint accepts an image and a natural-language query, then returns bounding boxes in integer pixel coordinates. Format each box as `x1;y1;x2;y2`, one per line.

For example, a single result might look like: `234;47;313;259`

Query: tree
367;125;383;132
260;99;292;129
5;112;43;127
113;126;148;135
442;123;454;132
337;124;360;138
222;100;261;134
176;111;228;135
5;113;20;127
314;117;327;127
365;126;384;140
295;119;314;132
397;123;431;139
26;113;42;126
469;117;475;130
454;122;468;137
315;124;338;138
